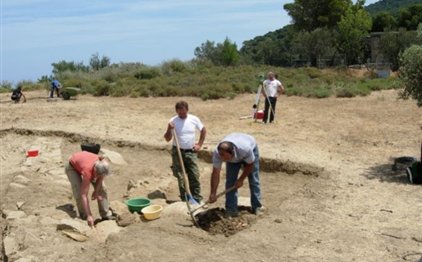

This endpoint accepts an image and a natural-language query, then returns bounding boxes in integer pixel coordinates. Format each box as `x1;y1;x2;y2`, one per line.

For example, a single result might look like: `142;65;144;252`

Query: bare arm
164;122;174;142
208;167;221;203
235;163;254;188
21;92;27;103
277;83;285;95
194;127;206;151
92;176;104;201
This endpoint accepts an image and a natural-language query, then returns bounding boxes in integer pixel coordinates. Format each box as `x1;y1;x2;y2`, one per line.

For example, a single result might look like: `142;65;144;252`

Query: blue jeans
225;146;261;214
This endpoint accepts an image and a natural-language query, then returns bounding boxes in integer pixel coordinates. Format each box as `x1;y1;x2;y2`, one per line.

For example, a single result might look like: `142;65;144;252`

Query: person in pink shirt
65;151;114;227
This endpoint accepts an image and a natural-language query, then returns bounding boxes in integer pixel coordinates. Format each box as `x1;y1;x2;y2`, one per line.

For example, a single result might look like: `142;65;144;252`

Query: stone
56;218;90;234
147;189;166;199
100;149;128;165
61;230;88;242
14;175;31;185
117;212;140;227
9;182;27;189
4;235;18;257
88;220;121;243
238;196;250;207
109;200;129;217
6;210;26;220
127;179;137;191
16;201;25;210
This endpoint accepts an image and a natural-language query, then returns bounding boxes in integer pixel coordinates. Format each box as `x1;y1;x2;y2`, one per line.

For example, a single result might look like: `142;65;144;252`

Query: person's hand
87;215;94;227
235;179;244;189
167;122;174;130
208;193;217;204
193;143;201;152
91;191;103;201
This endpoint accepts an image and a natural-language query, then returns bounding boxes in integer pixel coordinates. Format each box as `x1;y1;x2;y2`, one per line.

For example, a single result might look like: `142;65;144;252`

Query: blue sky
1;0;378;84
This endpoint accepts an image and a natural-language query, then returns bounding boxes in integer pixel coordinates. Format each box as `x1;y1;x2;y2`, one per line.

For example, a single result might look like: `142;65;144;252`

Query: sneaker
101;215;117;221
254;206;266;216
224;211;239;218
199;201;208;209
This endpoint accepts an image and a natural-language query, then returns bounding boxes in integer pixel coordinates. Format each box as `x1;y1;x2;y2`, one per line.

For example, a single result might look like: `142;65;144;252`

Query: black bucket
406;161;422;184
81;143;101;154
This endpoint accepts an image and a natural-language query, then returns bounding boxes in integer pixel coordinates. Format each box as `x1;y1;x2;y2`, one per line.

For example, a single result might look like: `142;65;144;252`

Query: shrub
134;68;161;80
400;44;422;106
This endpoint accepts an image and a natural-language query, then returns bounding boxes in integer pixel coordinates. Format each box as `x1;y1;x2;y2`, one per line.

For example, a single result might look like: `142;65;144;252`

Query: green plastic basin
126;197;151;213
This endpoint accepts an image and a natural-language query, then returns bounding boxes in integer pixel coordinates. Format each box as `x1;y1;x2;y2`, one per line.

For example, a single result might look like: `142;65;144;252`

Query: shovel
189;186;236;214
171;128;200;226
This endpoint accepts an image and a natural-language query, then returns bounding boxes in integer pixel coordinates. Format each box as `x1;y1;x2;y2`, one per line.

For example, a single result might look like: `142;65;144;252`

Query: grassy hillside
7;63;402;100
366;0;422;14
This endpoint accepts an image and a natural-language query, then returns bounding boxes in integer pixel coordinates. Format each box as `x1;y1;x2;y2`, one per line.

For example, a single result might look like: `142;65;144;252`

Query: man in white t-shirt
262;72;284;123
164;101;207;203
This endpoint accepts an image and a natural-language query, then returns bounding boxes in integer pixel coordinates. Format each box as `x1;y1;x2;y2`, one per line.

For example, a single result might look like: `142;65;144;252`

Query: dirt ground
0;88;421;262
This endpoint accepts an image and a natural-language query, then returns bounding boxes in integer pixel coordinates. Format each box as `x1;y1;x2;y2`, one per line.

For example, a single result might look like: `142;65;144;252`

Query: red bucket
27;149;39;157
254;110;264;120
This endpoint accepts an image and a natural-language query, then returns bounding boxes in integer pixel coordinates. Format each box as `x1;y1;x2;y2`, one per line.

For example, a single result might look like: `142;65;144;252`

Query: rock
39;216;59;226
100;149;128;165
6;210;26;220
109;200;129;217
89;220;121;243
161;202;189;218
117;212;140;227
147;189;166;199
16;201;25;210
56;218;90;234
9;182;27;189
61;230;88;242
14;175;31;185
274;218;282;223
238;196;250;207
127;179;138;191
4;235;18;257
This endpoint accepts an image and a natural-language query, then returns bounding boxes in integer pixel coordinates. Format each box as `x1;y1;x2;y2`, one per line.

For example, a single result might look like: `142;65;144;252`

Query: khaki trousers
65;162;111;219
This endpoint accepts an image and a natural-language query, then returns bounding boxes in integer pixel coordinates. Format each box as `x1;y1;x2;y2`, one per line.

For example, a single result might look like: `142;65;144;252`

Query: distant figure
50;79;62;98
11;85;26;103
65;151;115;227
262;72;284;123
164;100;207;204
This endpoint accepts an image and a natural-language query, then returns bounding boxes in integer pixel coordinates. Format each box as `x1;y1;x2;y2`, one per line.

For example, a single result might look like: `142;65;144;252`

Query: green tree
240;25;296;66
194;38;239;66
337;7;372;65
371;12;397;32
397;4;422;30
399;24;422;106
218;38;240;66
194;40;219;64
51;60;88;75
378;29;418;71
292;27;337;67
90;52;111;70
284;0;352;31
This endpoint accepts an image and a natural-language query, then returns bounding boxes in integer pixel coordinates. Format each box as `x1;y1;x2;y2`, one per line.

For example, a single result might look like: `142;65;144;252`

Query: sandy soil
0;88;421;262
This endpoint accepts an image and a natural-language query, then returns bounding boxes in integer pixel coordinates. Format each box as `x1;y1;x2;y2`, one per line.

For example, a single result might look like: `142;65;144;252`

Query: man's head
94;160;110;177
175;100;189;119
217;142;234;161
267;72;275;80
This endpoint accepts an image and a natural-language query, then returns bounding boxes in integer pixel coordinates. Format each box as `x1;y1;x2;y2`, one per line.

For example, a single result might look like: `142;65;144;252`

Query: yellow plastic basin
141;204;163;220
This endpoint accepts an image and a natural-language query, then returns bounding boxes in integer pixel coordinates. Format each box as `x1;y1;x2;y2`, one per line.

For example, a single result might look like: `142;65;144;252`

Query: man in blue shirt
208;133;263;217
50;79;62;98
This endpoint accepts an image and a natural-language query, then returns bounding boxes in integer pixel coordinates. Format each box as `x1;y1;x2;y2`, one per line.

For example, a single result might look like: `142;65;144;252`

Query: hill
365;0;422;14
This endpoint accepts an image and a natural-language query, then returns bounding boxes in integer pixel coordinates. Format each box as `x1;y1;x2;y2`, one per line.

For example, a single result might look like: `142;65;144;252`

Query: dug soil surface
0;89;421;262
